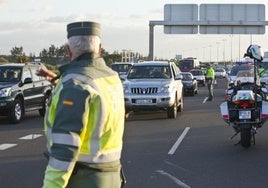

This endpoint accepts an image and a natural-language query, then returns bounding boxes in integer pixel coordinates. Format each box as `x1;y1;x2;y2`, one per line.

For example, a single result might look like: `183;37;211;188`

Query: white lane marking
168;127;190;155
156;170;191;188
19;134;43;140
0;144;17;150
203;97;208;103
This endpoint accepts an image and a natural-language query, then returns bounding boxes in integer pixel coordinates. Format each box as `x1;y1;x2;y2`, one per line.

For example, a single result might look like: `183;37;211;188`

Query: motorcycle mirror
228;82;234;87
226;89;234;95
261;87;268;93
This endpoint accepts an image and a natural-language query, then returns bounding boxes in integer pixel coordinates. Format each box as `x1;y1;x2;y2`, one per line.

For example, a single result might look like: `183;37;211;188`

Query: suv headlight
161;84;173;93
123;84;130;94
0;87;12;97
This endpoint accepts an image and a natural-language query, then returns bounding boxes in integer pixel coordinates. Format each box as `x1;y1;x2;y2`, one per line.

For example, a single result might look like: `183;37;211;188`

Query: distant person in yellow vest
258;65;265;76
39;21;126;188
205;64;215;101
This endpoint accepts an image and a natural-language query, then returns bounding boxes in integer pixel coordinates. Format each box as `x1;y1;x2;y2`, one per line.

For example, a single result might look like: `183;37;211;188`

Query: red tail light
261;114;268;119
232;100;255;108
222;114;229;119
239;101;250;108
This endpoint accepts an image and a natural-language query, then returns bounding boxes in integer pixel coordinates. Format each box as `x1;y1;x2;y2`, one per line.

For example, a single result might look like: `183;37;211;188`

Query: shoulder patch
62;100;74;106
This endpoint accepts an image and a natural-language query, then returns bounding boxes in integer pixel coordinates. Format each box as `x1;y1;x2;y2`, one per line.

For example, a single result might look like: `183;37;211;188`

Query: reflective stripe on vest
48;156;76;171
52;133;81;147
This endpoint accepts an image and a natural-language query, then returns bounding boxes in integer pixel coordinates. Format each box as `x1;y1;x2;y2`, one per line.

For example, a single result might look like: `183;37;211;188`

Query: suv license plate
239;111;251;119
136;99;152;104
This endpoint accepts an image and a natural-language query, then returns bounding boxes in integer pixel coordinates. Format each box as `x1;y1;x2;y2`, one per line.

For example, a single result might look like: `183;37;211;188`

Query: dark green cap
67;21;101;38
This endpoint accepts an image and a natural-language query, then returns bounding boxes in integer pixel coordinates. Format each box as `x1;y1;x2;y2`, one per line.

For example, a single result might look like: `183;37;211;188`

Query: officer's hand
36;68;58;85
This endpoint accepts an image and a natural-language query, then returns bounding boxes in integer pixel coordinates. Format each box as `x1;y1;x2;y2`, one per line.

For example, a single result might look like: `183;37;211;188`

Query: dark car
0;62;53;123
181;72;198;96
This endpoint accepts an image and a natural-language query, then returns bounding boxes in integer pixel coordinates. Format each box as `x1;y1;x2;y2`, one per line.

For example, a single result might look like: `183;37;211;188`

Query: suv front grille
131;87;158;94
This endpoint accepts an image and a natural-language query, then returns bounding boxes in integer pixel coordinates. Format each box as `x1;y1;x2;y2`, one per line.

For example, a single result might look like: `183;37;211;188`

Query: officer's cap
67;21;101;38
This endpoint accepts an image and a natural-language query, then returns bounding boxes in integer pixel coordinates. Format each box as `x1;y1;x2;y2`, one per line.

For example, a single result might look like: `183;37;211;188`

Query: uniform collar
59;52;101;73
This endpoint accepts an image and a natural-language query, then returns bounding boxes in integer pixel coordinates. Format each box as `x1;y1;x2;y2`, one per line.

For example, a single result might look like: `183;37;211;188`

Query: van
178;58;200;72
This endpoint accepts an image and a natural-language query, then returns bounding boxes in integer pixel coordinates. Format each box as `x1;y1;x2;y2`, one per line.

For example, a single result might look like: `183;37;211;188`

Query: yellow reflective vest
206;67;215;79
43;52;125;188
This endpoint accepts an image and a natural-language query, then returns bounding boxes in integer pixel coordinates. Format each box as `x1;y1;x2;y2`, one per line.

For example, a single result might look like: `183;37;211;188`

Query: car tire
190;89;195;96
241;128;251;148
167;96;177;119
178;94;184;112
9;99;24;124
39;94;50;117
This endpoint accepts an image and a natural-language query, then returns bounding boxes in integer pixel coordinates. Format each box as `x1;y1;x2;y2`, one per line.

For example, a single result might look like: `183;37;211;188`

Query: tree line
0;44;147;67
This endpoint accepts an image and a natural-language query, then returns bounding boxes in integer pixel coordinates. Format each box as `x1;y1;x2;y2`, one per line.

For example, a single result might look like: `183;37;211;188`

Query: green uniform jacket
43;52;125;188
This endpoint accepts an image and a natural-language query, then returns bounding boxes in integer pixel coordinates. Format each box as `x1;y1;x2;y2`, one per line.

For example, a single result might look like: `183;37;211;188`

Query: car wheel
177;93;184;112
167;96;177;119
190;89;195;96
9;99;24;123
39;94;50;117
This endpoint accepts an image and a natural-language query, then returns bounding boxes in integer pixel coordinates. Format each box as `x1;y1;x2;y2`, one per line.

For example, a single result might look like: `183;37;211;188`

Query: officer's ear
98;44;102;56
66;44;73;60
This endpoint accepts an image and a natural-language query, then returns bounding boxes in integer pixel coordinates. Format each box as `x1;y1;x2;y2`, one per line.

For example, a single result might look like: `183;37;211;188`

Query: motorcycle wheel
241;128;251;148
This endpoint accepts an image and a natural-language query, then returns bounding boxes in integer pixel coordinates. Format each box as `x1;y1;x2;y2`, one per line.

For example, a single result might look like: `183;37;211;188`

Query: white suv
123;61;184;118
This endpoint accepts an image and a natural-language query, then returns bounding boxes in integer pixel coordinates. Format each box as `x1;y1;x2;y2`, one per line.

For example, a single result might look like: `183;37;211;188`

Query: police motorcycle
220;45;268;148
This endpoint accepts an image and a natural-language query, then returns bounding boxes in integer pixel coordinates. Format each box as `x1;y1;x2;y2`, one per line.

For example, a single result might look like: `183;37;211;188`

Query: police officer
258;65;265;76
205;64;215;101
41;21;125;188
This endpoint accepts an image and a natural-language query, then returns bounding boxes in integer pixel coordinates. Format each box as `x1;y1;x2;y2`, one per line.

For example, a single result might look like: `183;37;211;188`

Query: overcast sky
0;0;268;62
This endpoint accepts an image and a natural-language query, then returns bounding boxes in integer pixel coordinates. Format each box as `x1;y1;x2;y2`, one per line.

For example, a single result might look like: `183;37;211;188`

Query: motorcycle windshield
233;90;255;101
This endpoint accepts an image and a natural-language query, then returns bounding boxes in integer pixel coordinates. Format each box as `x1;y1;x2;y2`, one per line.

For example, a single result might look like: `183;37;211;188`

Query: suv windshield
0;67;22;82
127;65;171;79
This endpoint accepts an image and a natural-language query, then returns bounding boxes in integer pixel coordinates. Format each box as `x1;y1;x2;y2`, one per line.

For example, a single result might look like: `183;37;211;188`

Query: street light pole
239;35;241;61
230;35;233;63
222;39;227;66
216;42;220;63
209;45;212;63
203;46;206;62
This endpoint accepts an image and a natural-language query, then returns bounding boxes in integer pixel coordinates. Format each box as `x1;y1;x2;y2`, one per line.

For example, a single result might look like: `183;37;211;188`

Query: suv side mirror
175;74;183;80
